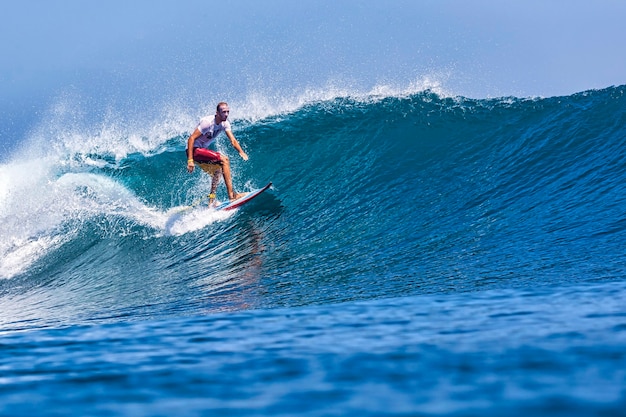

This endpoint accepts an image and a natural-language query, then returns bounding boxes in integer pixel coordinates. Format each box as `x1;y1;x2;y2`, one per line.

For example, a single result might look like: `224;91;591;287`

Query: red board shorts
192;148;222;164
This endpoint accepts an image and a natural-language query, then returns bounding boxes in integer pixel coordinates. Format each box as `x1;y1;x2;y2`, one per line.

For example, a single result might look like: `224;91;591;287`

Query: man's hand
187;160;195;173
239;151;249;161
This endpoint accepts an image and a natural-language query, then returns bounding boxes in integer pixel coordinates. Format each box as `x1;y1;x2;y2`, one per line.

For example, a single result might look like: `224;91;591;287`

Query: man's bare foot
229;192;247;201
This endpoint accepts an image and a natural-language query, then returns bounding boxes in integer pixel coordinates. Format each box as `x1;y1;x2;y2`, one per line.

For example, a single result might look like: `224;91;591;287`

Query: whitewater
1;84;626;416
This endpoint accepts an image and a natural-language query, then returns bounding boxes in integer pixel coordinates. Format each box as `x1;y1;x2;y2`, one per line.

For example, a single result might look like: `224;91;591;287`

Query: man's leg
220;154;245;201
209;168;220;206
198;162;222;206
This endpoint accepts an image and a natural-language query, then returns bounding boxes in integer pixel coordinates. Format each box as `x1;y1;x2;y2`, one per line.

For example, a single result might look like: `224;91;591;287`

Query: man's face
217;105;230;121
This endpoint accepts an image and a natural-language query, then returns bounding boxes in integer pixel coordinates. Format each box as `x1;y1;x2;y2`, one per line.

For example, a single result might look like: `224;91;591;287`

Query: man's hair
216;102;228;112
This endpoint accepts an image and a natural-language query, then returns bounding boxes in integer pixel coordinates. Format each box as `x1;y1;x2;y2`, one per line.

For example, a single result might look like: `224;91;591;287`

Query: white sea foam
0;156;235;279
0;160;71;279
233;74;452;123
0;166;164;279
163;205;233;237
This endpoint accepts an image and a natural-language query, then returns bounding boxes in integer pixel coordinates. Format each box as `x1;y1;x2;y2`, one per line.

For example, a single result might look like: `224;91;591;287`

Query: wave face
1;86;626;415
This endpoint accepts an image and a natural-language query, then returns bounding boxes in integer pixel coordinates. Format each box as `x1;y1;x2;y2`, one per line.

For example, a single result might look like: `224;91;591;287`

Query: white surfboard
214;182;272;211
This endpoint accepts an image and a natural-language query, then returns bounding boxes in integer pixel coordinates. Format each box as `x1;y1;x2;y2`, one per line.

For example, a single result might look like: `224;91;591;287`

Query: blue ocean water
1;85;626;416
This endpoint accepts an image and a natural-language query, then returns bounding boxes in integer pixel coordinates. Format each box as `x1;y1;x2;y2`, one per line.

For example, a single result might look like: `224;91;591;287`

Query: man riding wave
186;102;248;205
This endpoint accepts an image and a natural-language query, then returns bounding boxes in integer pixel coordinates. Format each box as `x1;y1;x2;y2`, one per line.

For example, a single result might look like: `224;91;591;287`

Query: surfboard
214;182;272;211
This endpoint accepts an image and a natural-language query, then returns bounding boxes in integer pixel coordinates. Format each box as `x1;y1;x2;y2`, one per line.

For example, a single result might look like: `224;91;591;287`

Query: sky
1;0;625;147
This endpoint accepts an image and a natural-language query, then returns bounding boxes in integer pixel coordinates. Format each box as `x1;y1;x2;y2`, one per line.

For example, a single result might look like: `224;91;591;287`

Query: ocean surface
1;85;626;416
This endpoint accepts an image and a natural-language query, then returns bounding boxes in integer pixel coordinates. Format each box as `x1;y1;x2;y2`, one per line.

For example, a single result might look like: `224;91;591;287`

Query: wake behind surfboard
214;182;272;211
164;182;272;235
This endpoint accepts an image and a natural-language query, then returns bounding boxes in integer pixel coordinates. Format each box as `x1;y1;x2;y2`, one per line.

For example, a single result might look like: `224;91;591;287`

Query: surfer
186;102;248;205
